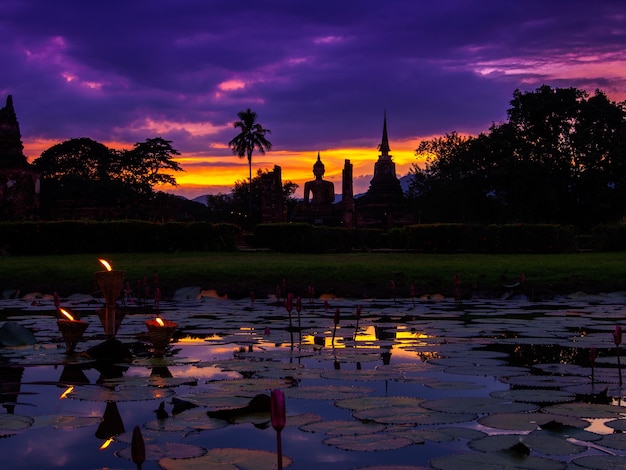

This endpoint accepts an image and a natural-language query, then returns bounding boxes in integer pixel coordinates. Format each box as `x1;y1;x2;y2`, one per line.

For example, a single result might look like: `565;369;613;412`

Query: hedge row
254;223;580;253
1;221;622;254
0;221;241;254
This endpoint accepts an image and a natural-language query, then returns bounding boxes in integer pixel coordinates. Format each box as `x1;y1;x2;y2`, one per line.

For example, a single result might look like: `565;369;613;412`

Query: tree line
29;87;626;229
408;85;626;228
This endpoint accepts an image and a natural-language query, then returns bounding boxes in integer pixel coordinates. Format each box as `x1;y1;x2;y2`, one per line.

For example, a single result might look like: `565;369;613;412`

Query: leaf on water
158;447;292;470
500;375;587;389
489;389;575;404
430;451;567;470
569;454;626;469
335;395;424;412
595;433;626;451
282;412;323;427
0;414;34;434
117;441;207;461
300;419;386;435
323;433;414;452
542;402;626;419
165;408;231;431
68;384;175;402
468;430;587;455
421;397;538;414
423;380;485;390
478;412;590;431
353;402;476;426
443;365;530;377
604;418;626;432
286;385;372;400
320;368;404;381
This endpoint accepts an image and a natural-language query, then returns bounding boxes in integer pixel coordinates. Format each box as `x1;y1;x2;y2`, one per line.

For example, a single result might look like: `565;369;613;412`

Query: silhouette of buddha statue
303;153;335;205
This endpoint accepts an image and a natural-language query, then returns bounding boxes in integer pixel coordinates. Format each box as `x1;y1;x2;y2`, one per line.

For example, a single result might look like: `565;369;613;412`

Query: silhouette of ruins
289;113;413;228
0;95;40;220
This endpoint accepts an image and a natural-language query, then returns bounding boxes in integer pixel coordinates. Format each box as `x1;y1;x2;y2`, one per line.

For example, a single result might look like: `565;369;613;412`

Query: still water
0;292;625;469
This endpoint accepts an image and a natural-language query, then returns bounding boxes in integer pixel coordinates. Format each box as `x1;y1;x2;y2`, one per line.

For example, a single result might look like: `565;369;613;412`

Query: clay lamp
145;316;178;358
95;259;125;338
57;308;88;353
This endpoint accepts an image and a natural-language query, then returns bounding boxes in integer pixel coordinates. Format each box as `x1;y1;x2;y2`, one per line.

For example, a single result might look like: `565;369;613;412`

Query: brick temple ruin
280;113;414;228
0;95;40;220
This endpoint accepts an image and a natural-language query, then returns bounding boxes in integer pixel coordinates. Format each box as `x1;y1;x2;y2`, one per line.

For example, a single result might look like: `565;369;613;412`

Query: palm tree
228;109;272;220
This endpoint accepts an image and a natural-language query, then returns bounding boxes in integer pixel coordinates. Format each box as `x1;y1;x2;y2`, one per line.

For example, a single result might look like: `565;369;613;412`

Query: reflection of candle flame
99;438;114;450
98;258;113;271
156;317;165;327
60;386;73;399
59;308;75;321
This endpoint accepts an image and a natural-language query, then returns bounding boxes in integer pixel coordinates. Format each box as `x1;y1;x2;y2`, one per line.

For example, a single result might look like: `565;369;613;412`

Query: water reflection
0;294;625;469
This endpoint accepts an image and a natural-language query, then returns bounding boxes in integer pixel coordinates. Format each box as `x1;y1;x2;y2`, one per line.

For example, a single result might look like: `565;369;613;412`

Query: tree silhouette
228;109;272;218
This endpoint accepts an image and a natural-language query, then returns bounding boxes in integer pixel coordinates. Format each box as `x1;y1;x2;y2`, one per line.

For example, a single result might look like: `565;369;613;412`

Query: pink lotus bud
614;325;622;347
356;305;361;320
270;389;286;432
154;287;161;301
410;284;415;297
453;273;460;286
250;291;255;303
53;291;60;308
131;425;146;466
285;293;293;313
334;308;340;325
589;346;597;364
296;296;302;313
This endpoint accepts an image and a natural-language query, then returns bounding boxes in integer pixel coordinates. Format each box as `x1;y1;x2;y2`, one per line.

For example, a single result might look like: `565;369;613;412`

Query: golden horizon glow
24;133;439;200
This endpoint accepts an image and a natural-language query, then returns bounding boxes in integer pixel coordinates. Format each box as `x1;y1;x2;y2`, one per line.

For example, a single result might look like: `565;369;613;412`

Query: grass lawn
1;251;625;300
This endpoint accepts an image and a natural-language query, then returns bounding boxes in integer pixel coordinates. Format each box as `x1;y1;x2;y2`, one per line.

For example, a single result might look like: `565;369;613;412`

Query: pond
0;289;626;469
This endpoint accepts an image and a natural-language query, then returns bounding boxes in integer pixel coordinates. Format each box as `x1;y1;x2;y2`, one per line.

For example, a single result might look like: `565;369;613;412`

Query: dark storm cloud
1;0;625;158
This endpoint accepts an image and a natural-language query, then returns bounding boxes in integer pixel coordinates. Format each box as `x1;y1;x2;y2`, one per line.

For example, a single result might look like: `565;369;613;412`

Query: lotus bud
270;389;286;432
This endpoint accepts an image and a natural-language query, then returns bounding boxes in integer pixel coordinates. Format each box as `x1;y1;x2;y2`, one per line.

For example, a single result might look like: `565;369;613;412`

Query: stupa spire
378;110;391;159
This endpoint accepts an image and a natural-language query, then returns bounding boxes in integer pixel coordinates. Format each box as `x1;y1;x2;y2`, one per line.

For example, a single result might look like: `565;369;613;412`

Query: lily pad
542;402;626;419
430;451;567;469
323;433;414;451
68;384;175;402
478;412;590;431
117;441;207;461
468;431;587;455
0;414;34;435
158;448;292;469
569;454;626;469
300;419;386;435
286;385;372;400
353;401;476;426
421;397;537;414
489;389;575;404
595;432;626;451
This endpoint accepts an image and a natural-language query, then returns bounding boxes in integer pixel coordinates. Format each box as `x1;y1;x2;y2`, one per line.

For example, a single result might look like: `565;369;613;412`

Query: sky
2;0;626;200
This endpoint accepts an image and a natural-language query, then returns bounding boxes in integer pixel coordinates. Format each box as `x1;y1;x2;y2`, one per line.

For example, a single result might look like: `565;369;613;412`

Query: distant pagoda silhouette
355;112;413;228
0;95;40;220
288;112;413;228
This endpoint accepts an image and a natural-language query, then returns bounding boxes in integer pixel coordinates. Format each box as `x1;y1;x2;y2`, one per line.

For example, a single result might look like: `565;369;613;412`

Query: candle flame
60;386;74;399
156;317;165;327
59;308;75;321
99;438;114;450
98;258;113;271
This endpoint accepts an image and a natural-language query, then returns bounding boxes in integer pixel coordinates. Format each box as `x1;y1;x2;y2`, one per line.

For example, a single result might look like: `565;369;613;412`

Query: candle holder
145;319;177;358
96;307;126;335
57;318;88;353
95;269;125;338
